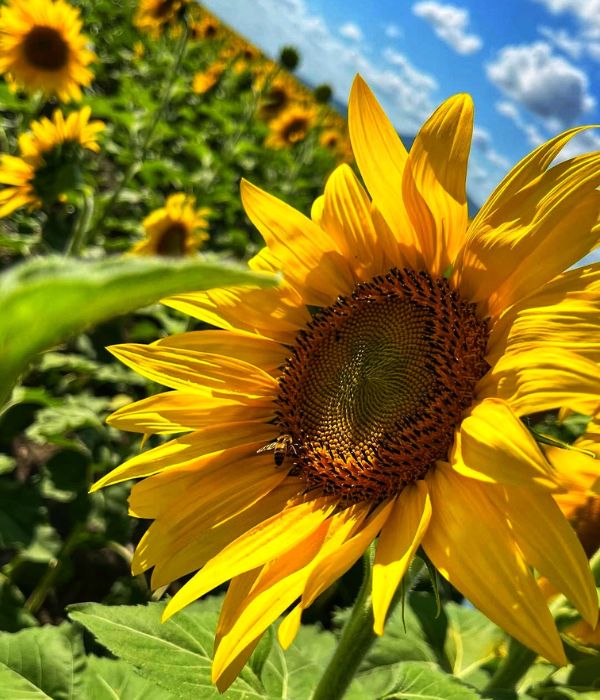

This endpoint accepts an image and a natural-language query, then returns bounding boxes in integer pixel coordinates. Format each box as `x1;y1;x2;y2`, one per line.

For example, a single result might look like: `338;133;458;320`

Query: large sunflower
0;107;103;217
130;193;209;256
97;76;600;690
0;0;95;102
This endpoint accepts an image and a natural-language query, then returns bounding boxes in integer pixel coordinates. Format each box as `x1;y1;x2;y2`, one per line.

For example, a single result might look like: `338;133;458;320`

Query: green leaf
0;255;275;407
0;623;85;700
359;660;482;699
0;577;37;632
84;656;175;700
68;600;269;699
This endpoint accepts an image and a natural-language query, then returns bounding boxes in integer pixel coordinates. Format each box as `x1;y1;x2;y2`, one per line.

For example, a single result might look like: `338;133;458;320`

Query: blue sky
204;0;600;209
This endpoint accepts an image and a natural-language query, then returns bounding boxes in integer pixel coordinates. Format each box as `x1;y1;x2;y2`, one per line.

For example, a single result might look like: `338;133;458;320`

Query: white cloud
537;26;582;58
412;1;482;54
384;23;402;39
382;48;439;92
532;0;600;61
339;22;363;42
471;126;510;169
496;101;545;147
487;42;595;126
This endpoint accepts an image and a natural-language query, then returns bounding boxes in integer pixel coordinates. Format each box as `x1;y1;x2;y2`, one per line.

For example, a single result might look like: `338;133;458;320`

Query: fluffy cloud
339;22;363;42
471;126;510;169
533;0;600;61
537;26;582;59
412;1;482;54
495;101;545;147
487;42;595;126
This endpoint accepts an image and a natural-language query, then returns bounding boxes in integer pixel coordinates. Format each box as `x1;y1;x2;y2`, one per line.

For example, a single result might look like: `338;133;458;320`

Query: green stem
88;23;190;239
483;638;536;695
65;187;94;256
312;548;423;700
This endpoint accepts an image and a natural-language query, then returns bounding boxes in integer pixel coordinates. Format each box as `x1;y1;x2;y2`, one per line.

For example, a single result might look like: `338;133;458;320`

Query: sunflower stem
312;546;423;700
483;637;536;694
88;21;189;239
66;186;94;256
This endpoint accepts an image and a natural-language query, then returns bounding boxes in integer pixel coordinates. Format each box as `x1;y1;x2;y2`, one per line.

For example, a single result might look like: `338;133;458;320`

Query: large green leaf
0;623;85;700
0;255;275;406
84;656;175;700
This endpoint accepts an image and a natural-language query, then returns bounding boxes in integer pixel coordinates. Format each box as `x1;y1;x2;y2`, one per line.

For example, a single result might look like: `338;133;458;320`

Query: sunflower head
130;193;209;256
134;0;188;38
0;0;96;102
258;75;299;121
192;63;225;95
265;105;316;148
0;106;103;217
190;15;220;41
100;74;600;690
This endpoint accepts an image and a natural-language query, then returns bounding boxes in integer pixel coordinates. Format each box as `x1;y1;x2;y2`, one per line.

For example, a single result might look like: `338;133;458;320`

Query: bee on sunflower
0;107;103;218
130;193;209;257
265;104;317;149
97;75;600;691
0;0;95;102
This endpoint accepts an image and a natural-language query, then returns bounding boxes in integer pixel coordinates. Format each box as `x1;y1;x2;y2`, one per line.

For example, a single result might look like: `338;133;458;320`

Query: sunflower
190;15;220;41
192;62;224;95
134;0;187;38
130;193;209;256
97;75;600;690
258;74;301;121
0;0;95;102
0;106;103;217
265;105;316;149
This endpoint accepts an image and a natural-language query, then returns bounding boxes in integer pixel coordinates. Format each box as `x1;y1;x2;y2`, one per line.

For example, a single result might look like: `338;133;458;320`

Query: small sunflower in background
192;62;225;95
98;75;600;690
0;0;95;102
319;128;353;162
265;105;317;148
130;194;209;257
134;0;188;38
258;74;301;121
0;106;103;218
190;15;220;41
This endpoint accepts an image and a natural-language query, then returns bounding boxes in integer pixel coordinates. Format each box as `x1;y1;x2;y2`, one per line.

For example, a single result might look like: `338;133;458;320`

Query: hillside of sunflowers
1;0;599;698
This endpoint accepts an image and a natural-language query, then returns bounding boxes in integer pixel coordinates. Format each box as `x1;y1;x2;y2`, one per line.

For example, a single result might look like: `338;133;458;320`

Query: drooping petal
240;179;355;306
372;482;431;635
108;343;277;396
105;390;274;435
348;75;423;269
162;496;337;620
477;347;600;416
423;464;566;665
403;94;473;275
163;284;309;345
487;264;600;366
451;398;560;489
497;485;598;627
456;132;600;316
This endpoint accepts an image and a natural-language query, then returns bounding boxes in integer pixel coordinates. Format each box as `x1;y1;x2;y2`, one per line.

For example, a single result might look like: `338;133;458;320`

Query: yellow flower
0;106;103;217
96;75;600;690
190;16;220;41
134;0;187;38
192;63;224;95
130;193;209;256
258;74;301;121
0;0;95;102
265;105;316;148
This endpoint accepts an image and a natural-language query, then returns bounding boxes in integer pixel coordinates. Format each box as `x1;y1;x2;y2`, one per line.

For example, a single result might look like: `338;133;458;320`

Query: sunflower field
1;0;600;699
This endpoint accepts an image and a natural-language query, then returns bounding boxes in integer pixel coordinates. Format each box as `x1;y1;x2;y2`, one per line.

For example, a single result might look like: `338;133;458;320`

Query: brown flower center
156;222;188;256
281;116;309;144
23;26;69;72
274;268;490;503
153;0;177;19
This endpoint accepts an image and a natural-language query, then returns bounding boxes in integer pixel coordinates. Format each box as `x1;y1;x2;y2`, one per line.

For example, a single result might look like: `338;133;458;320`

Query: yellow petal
108;343;277;396
163;284;309;345
105;390;274;435
456;135;600;317
488;264;600;366
162;496;336;620
452;398;560;489
92;420;275;490
240;179;355;306
478;347;600;415
403;94;473;274
497;485;598;626
372;482;431;635
348;75;423;269
423;464;566;665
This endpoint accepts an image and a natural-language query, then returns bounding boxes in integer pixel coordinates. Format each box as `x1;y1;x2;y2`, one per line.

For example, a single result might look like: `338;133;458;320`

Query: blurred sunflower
265;105;316;148
134;0;188;37
192;62;224;95
190;15;220;41
258;74;300;121
130;193;209;256
97;75;600;690
0;106;103;217
0;0;95;102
